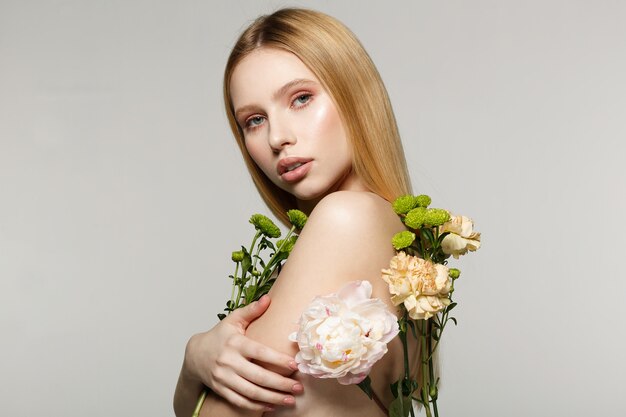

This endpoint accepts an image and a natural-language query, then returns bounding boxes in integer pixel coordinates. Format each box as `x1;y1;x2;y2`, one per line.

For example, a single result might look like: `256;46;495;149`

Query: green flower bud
429;384;438;400
449;268;461;279
287;209;308;229
392;231;416;250
415;194;432;208
249;214;281;238
404;207;427;229
424;208;451;227
231;250;244;262
392;195;419;214
276;236;297;253
252;268;260;276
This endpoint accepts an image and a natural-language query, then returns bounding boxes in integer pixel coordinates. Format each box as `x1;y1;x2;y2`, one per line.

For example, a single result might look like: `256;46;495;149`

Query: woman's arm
246;191;404;366
198;190;405;417
174;296;302;417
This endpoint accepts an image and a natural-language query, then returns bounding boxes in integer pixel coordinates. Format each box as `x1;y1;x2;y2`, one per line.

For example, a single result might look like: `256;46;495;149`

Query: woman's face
229;48;366;211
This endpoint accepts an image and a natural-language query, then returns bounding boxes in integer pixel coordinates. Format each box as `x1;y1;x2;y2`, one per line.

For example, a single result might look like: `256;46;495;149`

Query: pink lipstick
277;157;313;183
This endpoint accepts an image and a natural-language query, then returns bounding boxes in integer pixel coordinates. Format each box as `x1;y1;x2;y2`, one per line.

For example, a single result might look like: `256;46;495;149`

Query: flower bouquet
290;195;481;417
195;194;480;417
384;195;480;417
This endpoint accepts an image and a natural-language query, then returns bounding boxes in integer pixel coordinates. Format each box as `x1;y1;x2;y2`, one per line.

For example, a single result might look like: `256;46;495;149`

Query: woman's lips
279;160;312;183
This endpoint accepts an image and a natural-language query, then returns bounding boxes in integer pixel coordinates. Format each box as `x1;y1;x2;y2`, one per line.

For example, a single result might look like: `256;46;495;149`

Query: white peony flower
288;281;399;384
440;215;481;259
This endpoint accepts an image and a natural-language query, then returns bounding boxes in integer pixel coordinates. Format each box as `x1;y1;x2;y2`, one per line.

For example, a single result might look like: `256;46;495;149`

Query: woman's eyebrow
234;78;317;120
272;78;316;101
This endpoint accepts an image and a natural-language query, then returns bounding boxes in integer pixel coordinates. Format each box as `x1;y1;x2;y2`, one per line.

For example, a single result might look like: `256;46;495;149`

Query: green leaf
421;228;435;246
390;381;399;398
243;286;256;305
217;313;226;321
357;376;373;399
400;378;413;397
241;246;252;273
449;316;458;326
257;283;273;297
388;395;412;417
252;255;266;270
263;238;276;252
447;302;457;312
437;231;451;245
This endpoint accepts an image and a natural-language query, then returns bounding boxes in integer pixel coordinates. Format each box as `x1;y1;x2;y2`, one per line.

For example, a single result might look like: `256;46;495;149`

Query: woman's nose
268;118;296;152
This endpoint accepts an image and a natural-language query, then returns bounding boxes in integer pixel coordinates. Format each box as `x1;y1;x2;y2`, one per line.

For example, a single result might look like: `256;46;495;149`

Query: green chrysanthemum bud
424;208;451;227
392;195;419;214
249;214;281;238
449;268;461;279
404;207;427;229
392;231;416;250
415;194;432;208
276;236;297;253
252;268;260;277
231;250;244;262
287;209;308;229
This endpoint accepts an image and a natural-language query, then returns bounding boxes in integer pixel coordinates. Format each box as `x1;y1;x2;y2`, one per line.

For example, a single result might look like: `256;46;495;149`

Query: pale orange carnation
381;252;452;320
440;215;481;259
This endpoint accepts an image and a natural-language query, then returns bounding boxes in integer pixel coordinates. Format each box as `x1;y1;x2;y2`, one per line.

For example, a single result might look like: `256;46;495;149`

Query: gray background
1;0;625;416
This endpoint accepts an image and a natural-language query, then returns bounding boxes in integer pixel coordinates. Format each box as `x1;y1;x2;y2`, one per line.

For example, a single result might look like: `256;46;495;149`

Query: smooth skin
174;297;303;416
198;192;408;417
177;47;413;417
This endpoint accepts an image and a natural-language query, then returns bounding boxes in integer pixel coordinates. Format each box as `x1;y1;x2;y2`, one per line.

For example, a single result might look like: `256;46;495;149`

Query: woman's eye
292;93;312;108
245;116;265;129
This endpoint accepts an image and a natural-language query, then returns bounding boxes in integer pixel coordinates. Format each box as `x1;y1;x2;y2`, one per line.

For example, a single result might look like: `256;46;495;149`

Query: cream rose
288;281;399;384
381;252;452;320
440;215;481;259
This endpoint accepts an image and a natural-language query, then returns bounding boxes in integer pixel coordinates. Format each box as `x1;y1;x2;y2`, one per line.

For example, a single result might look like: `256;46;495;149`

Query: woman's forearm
173;360;205;417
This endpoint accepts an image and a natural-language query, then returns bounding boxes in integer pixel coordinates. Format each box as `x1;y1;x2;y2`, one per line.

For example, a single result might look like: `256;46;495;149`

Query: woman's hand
182;295;303;411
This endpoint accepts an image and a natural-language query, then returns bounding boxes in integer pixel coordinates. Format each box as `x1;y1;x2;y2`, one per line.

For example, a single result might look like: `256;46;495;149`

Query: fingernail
283;396;295;405
289;360;298;370
292;383;303;393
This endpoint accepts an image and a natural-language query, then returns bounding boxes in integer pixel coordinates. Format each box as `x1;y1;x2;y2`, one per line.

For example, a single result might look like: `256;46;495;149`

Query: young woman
174;8;418;417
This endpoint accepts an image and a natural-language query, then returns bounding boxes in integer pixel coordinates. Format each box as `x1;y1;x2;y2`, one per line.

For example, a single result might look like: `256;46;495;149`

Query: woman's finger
226;295;271;330
234;357;303;395
224;373;296;406
238;337;297;372
217;386;275;412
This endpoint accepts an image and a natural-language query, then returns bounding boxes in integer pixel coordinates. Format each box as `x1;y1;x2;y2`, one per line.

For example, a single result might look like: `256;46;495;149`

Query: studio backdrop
1;1;625;416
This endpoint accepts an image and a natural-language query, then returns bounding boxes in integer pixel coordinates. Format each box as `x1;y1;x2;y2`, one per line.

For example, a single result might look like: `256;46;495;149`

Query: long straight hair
224;8;412;225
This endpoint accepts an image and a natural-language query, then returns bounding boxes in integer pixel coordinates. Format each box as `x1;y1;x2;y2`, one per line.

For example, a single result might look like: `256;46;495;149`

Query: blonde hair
224;8;412;225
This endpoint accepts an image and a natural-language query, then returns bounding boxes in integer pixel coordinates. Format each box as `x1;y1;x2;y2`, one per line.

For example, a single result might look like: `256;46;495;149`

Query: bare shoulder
271;190;406;312
245;191;405;360
302;190;404;243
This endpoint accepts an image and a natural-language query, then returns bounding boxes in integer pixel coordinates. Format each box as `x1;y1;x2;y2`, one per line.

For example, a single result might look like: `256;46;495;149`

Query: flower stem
427;313;445;362
192;388;207;417
229;262;239;309
427;320;439;417
264;226;296;272
254;226;296;293
420;321;433;417
252;242;263;286
399;314;416;417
